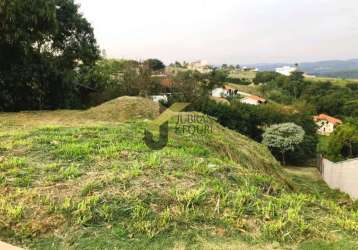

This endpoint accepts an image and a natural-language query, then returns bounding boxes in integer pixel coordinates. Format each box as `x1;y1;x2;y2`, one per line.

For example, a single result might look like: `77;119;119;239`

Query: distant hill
247;59;358;79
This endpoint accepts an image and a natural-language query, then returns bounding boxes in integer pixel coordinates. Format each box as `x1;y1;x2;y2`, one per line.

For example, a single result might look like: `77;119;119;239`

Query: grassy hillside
228;70;257;82
305;76;358;86
0;97;357;249
225;83;262;96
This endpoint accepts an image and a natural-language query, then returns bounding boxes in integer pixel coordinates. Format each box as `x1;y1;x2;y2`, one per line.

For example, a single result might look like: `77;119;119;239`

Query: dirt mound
81;96;160;122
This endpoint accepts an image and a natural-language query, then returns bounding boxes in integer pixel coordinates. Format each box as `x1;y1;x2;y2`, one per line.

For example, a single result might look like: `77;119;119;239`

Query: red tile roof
245;95;266;103
223;85;238;91
160;79;173;88
314;114;342;125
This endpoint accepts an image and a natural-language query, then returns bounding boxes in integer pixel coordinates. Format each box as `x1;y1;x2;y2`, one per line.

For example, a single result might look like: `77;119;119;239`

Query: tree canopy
144;59;165;71
0;0;100;111
253;71;280;84
323;122;358;161
262;123;305;165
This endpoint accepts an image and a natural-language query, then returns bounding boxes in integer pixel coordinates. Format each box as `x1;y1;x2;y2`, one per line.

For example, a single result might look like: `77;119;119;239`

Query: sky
75;0;358;65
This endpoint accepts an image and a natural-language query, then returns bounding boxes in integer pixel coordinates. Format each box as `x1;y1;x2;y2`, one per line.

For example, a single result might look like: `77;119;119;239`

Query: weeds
0;111;357;249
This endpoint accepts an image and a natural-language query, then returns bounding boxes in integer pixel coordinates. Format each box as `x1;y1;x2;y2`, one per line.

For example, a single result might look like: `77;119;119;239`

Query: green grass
305;76;358;86
225;83;263;96
0;97;358;249
299;239;358;250
229;70;257;81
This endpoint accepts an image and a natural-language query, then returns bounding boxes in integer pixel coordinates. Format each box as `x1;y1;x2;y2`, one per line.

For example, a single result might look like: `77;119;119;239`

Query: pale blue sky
75;0;358;65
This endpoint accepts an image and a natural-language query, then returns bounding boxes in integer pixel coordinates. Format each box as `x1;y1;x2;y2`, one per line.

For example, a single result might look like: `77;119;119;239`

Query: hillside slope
0;97;357;249
248;59;358;78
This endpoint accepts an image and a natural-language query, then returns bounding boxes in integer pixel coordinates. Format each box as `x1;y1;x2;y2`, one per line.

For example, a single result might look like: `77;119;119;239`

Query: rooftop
314;114;343;124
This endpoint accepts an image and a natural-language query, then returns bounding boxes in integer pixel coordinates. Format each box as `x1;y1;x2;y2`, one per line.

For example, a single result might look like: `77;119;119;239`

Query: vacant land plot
0;97;357;249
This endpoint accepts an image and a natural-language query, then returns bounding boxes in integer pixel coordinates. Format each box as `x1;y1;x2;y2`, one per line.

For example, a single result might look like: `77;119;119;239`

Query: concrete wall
321;158;358;200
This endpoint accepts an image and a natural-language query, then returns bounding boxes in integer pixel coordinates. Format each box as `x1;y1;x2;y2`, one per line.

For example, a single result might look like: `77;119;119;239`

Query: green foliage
253;71;280;84
143;58;165;71
259;71;358;118
168;69;228;106
346;82;358;91
299;239;358;250
0;109;357;249
78;59;125;91
199;100;317;165
79;59;162;106
262;123;305;165
321;122;358;161
226;77;251;85
0;0;100;111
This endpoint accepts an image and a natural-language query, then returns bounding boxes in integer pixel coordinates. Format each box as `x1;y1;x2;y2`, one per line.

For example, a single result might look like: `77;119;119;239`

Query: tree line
253;71;358;162
0;1;168;111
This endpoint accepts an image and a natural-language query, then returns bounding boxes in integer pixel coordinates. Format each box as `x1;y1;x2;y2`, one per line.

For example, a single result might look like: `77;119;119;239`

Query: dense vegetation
254;71;358;118
197;100;317;165
0;0;101;111
315;69;358;79
319;120;358;161
252;71;358;161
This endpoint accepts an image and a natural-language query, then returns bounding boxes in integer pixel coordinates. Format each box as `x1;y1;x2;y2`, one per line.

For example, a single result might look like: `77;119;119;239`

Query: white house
188;60;212;73
211;88;228;98
242;66;259;72
275;66;297;76
240;95;267;105
314;114;342;135
151;95;168;103
211;85;241;98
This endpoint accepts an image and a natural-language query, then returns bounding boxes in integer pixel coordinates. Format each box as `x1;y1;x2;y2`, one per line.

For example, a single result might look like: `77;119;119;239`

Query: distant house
187;60;212;73
275;66;297;76
150;74;172;103
151;74;174;90
151;95;168;103
211;87;228;98
223;85;239;96
160;78;173;89
314;114;343;135
242;66;258;72
211;86;267;105
211;85;260;99
211;85;240;98
240;95;267;105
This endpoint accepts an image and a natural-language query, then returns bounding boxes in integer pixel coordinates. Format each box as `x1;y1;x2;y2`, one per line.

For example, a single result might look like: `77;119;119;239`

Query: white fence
319;156;358;200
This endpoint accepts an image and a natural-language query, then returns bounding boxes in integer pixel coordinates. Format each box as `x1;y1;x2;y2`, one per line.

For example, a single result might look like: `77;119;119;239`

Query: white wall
212;88;227;98
151;95;168;103
316;120;335;135
275;66;297;76
322;158;358;199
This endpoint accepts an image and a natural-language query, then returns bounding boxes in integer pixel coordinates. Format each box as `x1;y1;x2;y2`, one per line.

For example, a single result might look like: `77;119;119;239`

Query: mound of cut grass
0;96;160;127
82;96;161;122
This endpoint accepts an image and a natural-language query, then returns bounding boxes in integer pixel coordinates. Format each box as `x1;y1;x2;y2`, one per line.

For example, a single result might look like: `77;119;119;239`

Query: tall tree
262;123;305;165
0;0;100;111
325;122;358;161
